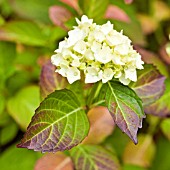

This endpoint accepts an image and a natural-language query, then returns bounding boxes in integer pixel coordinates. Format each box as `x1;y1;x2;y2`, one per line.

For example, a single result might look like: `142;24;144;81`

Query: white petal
51;54;63;66
119;74;131;85
100;21;113;35
114;43;130;55
102;68;114;83
73;40;87;54
66;67;81;84
124;67;137;82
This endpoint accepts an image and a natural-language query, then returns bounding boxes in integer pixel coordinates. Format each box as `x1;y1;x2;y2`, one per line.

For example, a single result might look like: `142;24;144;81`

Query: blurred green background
0;0;170;170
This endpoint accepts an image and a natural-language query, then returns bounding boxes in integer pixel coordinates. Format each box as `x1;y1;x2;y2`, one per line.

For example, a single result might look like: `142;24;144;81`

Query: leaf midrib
27;107;82;142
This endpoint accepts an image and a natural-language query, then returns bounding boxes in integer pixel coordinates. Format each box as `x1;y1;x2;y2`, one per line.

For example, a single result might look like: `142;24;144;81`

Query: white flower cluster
51;15;144;85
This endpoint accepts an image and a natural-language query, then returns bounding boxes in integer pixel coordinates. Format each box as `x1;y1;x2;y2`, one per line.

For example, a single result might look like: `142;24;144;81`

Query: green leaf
70;145;120;170
80;0;109;20
0;94;5;114
144;78;170;117
9;0;57;24
123;164;146;170
17;89;89;152
0;120;18;145
7;86;40;130
150;137;170;170
161;118;170;141
106;81;145;144
39;60;68;99
0;144;42;170
67;80;85;106
0;21;48;46
131;65;166;106
0;41;16;86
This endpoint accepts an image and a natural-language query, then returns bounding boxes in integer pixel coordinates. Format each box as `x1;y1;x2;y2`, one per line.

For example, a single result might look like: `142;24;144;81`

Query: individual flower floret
51;15;144;85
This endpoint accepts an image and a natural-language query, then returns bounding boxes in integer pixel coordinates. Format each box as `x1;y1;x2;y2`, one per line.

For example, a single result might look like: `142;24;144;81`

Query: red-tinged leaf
131;65;166;106
105;5;130;23
134;46;169;77
106;81;145;144
60;0;80;13
49;6;72;30
70;145;120;170
17;89;90;152
144;79;170;117
35;152;74;170
123;135;156;167
83;106;114;144
39;60;67;99
124;0;133;4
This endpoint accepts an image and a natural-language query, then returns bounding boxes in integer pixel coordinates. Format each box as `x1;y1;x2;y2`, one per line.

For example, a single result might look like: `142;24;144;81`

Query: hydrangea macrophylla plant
51;15;144;85
17;15;165;166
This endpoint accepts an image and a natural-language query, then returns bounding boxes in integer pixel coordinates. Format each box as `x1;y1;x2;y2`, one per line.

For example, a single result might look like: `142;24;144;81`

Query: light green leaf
9;0;57;24
7;86;40;130
70;145;120;170
17;89;89;152
0;41;16;86
0;21;48;46
0;120;18;145
80;0;109;20
0;144;42;170
161;118;170;141
106;81;145;144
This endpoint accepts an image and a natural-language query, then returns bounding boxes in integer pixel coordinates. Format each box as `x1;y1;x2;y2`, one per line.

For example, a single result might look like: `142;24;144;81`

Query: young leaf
144;78;170;117
106;81;145;144
131;65;166;106
35;152;74;170
39;60;67;99
70;145;120;170
17;89;90;152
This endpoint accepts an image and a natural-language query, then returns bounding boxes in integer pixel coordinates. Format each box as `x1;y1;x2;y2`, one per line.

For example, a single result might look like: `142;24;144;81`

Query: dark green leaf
144;78;170;117
131;65;165;106
106;81;145;144
7;86;40;130
17;89;89;152
70;145;120;170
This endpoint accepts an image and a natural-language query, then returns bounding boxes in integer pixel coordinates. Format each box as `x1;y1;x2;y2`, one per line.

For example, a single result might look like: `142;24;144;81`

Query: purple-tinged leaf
39;60;67;99
144;79;170;117
70;145;120;170
131;65;166;106
17;89;90;152
106;81;145;144
105;5;130;23
49;6;72;30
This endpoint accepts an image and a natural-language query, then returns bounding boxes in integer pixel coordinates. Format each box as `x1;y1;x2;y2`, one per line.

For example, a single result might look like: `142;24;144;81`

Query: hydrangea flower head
51;15;144;85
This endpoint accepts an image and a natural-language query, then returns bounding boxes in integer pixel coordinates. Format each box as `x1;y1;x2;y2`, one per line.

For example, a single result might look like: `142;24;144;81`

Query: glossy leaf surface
106;81;145;144
17;89;89;152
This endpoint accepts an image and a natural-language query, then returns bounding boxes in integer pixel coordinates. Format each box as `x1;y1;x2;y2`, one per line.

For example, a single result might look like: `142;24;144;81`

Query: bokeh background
0;0;170;170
